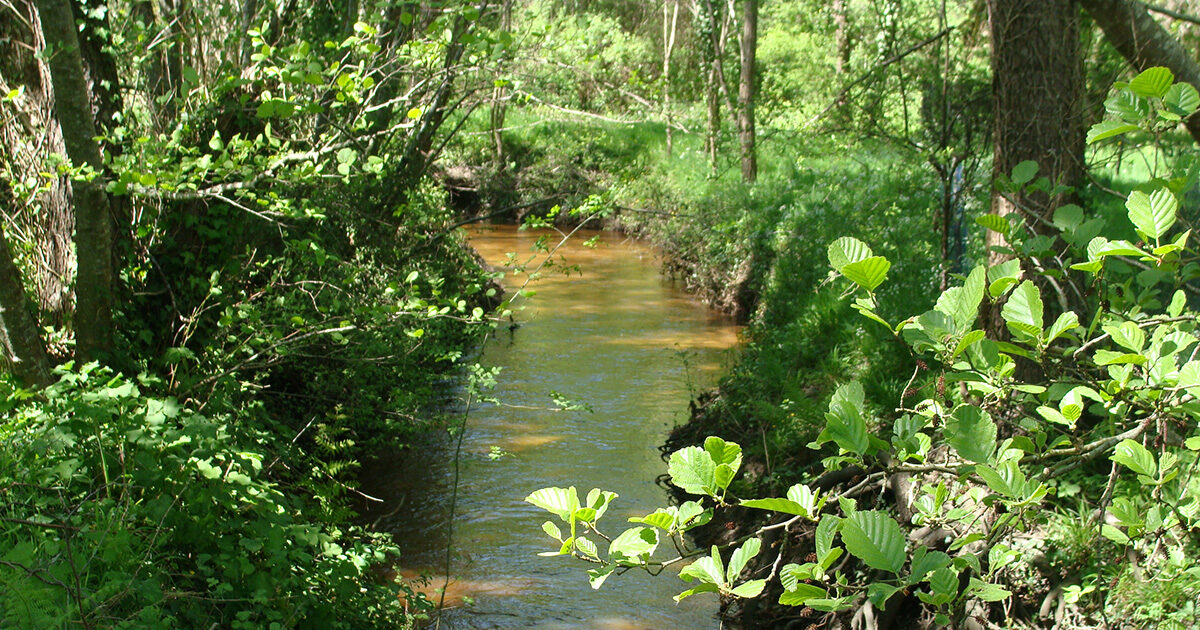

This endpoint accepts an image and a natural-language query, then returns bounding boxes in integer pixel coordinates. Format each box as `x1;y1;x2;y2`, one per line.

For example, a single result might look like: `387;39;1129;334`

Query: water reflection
361;225;741;628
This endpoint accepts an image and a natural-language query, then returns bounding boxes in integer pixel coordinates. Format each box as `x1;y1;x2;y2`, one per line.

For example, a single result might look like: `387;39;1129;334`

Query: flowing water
362;225;740;629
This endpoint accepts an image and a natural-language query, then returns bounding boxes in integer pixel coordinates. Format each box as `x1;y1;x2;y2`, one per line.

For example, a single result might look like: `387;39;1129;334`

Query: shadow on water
360;225;741;629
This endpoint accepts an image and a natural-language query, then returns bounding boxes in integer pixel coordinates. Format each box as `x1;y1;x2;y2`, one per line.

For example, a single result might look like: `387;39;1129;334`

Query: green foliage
525;69;1200;627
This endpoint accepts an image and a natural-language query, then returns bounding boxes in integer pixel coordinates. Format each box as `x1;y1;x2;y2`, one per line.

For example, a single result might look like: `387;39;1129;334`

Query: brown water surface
362;225;740;628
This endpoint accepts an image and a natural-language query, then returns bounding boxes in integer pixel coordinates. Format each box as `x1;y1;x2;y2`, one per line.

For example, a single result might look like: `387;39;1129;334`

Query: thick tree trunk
36;0;115;362
986;0;1084;243
0;224;53;388
1081;0;1200;143
0;0;75;328
737;0;757;183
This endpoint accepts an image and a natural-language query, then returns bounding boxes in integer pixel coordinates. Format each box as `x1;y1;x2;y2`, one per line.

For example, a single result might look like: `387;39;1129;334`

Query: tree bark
36;0;115;362
1081;0;1200;144
833;0;851;75
0;224;53;388
986;0;1084;243
737;0;757;183
491;0;513;170
662;0;679;157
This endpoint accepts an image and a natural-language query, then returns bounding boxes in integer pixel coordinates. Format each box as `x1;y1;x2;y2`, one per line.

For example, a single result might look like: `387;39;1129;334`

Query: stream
362;225;740;629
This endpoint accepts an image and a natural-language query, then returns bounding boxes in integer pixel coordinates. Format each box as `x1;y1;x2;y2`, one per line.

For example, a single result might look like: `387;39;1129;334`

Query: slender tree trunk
36;0;114;362
1081;0;1200;144
737;0;757;182
0;223;53;388
833;0;850;75
491;0;513;170
662;0;679;157
702;0;722;176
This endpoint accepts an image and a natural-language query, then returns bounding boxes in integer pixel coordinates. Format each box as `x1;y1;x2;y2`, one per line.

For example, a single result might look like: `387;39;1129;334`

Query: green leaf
629;509;676;531
987;258;1022;297
740;497;809;516
828;237;874;271
936;266;986;332
730;579;766;598
1111;439;1156;478
668;446;716;496
1130;67;1174;98
525;486;580;521
587;564;615;589
1126;188;1177;240
1011;160;1039;185
1001;280;1043;341
841;256;891;292
975;461;1030;499
542;521;562;540
680;547;725;586
608;527;659;565
944;405;996;463
1052;204;1084;231
968;578;1012;602
779;583;828;606
821;393;870;456
704;436;742;470
976;214;1009;234
840;511;906;574
1094;349;1147;366
1087;120;1141;144
1106;88;1149;121
714;463;736;491
1104;321;1145;352
1044;311;1080;345
728;538;761;582
1164;82;1200;117
673;583;719;602
815;515;840;560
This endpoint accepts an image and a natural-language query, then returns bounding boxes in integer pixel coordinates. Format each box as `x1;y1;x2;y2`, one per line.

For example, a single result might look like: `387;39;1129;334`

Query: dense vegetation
5;0;1200;628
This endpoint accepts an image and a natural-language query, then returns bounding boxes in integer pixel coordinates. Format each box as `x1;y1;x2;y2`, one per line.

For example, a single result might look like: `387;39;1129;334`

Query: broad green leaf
910;548;952;580
679;546;725;586
1044;311;1080;345
728;538;761;582
778;583;828;606
1096;240;1146;257
740;497;809;516
868;583;903;610
786;483;821;516
704;436;743;469
927;568;959;602
1011;161;1038;185
575;536;599;558
673;583;719;602
823;398;870;455
1052;204;1084;231
976;214;1009;234
730;579;767;598
944;405;996;463
629;509;676;531
1129;67;1174;98
1111;439;1156;478
714;463;736;491
841;256;891;292
975;461;1028;499
585;488;618;521
587;564;615;589
1169;290;1187;317
525;486;580;521
1101;523;1130;545
936;266;986;332
1164;82;1200;117
827;237;873;271
840;511;906;574
1087;120;1141;144
668;446;716;496
987;258;1022;297
1001;280;1043;341
1104;321;1145;352
815;515;840;560
1094;349;1147;366
1126;188;1178;240
542;520;562;540
609;527;659;565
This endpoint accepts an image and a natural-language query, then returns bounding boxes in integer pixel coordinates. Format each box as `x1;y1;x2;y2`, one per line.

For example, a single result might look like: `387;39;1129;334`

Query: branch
1143;1;1200;26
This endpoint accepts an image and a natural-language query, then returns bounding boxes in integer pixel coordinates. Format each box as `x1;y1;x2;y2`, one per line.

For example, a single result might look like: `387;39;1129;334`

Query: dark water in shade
361;225;741;629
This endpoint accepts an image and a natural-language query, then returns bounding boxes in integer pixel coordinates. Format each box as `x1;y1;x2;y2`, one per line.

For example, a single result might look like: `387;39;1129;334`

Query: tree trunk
737;0;757;183
985;0;1084;246
0;224;53;388
1081;0;1200;144
662;0;679;157
702;0;722;176
491;0;513;170
833;0;851;75
36;0;115;362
